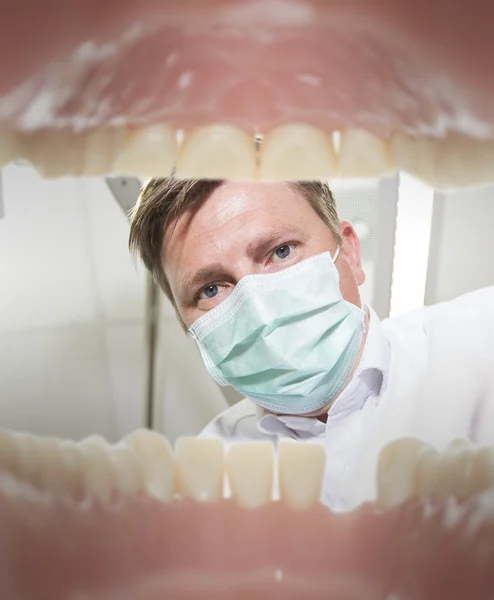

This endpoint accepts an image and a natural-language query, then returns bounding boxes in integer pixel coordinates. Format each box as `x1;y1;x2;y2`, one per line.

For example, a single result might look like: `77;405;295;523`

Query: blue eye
202;284;219;299
275;245;291;259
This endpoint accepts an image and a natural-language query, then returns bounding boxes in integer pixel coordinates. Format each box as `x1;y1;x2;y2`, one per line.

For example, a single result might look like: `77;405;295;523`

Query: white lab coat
200;287;494;509
344;286;494;507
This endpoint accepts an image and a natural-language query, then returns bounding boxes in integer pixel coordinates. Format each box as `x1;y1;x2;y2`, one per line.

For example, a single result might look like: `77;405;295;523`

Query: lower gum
103;571;372;599
1;477;494;600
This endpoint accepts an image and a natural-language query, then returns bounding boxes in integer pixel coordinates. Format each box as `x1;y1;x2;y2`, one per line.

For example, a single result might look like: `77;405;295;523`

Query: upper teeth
113;124;176;178
176;124;257;180
391;133;494;190
259;124;337;181
1;123;493;189
339;128;394;178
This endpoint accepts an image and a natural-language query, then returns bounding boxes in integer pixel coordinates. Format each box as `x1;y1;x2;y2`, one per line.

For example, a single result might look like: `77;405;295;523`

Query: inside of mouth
2;2;494;599
3;472;494;599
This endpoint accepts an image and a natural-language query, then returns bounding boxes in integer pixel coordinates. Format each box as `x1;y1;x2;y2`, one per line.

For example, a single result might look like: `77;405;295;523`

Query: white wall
0;165;147;441
425;186;494;304
389;174;434;317
333;176;399;319
0;164;228;442
154;297;229;443
332;179;378;309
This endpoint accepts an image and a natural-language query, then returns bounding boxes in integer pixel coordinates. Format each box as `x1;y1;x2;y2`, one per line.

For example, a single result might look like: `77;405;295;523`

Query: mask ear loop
332;246;365;313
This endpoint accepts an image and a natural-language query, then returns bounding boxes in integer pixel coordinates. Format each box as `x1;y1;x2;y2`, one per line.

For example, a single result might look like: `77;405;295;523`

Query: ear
340;221;365;286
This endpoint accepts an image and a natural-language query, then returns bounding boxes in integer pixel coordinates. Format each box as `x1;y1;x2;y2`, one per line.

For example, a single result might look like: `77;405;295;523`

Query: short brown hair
129;179;342;327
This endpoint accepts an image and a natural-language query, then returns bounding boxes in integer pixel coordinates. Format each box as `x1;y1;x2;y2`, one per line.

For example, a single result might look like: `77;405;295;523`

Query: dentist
129;178;494;508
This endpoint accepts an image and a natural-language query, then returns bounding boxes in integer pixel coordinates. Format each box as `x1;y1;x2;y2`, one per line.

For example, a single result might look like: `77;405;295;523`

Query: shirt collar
256;305;391;437
353;306;390;388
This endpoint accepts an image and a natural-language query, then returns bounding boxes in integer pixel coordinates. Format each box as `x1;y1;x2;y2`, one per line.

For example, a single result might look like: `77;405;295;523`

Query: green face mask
189;251;365;415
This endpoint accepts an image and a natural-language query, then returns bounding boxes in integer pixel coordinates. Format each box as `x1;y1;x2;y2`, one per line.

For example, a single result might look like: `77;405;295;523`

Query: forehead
161;181;322;289
163;181;313;250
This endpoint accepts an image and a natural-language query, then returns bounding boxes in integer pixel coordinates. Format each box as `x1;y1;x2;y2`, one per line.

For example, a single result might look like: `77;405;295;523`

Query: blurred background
1;165;493;442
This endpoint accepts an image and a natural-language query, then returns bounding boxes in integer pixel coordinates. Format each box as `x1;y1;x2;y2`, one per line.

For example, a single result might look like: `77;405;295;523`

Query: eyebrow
245;227;305;259
179;263;230;303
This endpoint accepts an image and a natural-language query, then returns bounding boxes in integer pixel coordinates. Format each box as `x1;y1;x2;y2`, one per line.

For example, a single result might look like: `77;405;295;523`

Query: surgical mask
189;251;365;415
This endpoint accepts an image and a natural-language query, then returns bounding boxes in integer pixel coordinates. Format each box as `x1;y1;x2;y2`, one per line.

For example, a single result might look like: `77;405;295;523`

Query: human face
162;182;366;329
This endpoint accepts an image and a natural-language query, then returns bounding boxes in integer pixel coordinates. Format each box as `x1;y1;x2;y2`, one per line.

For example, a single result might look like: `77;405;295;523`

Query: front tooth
338;129;394;178
435;438;475;500
376;437;434;507
112;124;176;178
17;130;86;178
39;437;77;497
175;437;224;502
0;133;18;167
124;429;176;502
27;436;65;490
0;431;72;495
391;133;494;189
413;444;440;497
83;127;127;177
377;437;494;507
226;441;274;509
17;434;46;486
176;124;257;180
0;429;21;477
259;124;337;181
470;446;494;495
278;440;325;510
109;444;146;497
59;441;86;499
11;128;128;178
79;436;115;503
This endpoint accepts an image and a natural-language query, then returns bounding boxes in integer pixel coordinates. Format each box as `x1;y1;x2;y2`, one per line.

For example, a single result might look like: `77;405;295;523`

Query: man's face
162;182;365;329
